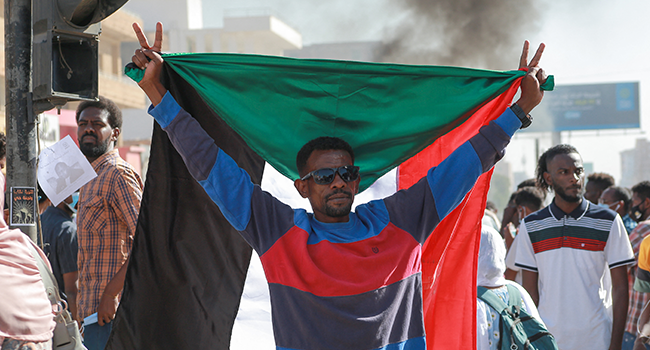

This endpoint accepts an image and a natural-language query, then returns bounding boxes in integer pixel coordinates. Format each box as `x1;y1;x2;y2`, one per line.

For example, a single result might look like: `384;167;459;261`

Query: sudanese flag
107;53;552;350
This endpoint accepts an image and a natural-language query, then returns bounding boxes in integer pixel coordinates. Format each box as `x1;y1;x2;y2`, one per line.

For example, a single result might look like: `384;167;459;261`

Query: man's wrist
102;285;121;300
138;80;166;106
510;103;533;129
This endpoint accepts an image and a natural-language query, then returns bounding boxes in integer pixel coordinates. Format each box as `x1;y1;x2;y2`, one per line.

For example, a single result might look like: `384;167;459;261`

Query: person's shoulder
103;152;132;171
585;201;617;221
641;235;650;249
40;206;56;219
523;205;550;224
504;280;527;295
103;154;143;183
41;207;66;225
631;221;650;238
638;221;650;231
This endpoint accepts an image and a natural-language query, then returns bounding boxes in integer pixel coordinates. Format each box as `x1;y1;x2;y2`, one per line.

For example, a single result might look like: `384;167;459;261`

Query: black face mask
631;203;645;223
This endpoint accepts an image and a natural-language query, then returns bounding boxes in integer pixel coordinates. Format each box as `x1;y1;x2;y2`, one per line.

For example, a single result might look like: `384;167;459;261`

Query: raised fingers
528;43;545;68
519;40;530;69
132;22;150;49
151;22;163;52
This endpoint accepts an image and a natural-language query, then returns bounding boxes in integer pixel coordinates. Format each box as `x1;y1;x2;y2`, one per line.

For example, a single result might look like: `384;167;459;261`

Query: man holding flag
128;22;547;350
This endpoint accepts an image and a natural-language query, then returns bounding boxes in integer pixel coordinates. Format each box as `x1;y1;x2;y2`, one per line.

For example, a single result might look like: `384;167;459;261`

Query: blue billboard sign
524;82;640;132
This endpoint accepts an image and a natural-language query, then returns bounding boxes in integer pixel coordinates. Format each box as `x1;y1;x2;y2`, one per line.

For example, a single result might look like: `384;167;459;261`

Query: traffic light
32;0;128;106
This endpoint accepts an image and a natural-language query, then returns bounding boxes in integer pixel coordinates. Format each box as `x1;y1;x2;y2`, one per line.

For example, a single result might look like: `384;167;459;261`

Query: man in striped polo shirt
513;144;634;350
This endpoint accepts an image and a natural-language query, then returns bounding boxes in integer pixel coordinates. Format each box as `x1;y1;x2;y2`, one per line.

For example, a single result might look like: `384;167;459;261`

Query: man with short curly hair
585;172;616;204
75;96;143;350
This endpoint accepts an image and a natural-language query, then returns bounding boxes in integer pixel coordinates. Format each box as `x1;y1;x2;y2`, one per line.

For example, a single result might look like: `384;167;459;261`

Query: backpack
477;285;558;350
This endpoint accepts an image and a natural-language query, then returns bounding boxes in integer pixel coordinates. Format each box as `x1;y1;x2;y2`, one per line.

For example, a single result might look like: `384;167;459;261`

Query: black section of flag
106;64;265;349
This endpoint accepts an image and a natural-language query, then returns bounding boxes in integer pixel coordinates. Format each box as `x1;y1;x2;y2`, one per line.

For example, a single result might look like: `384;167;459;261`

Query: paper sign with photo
38;135;97;206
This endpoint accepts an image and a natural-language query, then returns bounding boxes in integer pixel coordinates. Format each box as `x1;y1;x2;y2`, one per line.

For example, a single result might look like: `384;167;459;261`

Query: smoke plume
380;0;543;70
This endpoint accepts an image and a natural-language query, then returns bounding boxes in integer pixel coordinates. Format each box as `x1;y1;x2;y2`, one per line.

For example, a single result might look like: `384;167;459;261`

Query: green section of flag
126;53;553;191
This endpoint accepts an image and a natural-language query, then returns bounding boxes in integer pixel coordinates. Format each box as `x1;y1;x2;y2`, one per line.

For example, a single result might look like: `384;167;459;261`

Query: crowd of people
0;97;143;350
1;19;650;350
481;160;650;350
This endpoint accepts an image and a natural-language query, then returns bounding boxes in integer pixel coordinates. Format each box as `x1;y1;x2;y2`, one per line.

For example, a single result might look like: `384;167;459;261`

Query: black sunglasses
300;165;360;185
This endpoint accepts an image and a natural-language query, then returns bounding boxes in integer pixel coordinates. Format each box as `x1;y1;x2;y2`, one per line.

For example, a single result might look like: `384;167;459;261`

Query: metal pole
551;131;561;146
5;0;38;242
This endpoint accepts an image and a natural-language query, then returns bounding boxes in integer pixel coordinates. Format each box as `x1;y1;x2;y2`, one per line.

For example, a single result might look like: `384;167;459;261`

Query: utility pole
4;0;129;243
5;0;39;241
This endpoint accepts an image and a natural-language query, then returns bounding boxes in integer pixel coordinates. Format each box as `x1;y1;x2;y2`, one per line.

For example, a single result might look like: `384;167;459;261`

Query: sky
506;0;650;186
129;0;650;187
198;0;650;186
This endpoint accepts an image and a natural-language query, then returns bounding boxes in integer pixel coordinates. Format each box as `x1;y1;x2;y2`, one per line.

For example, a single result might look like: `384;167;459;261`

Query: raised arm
132;22;167;106
384;42;548;240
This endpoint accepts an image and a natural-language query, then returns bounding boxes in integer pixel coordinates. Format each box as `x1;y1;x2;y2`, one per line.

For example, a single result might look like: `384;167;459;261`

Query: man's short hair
296;137;355;176
0;131;6;159
518;178;546;200
587;172;615;192
75;96;122;130
535;144;579;193
517;178;537;189
514;186;545;212
632;181;650;202
606;186;633;212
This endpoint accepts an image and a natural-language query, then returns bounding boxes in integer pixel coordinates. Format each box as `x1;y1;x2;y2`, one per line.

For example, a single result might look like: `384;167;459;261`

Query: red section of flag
398;79;522;350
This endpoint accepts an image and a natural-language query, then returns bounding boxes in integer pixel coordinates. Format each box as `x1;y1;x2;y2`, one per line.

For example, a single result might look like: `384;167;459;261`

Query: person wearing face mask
600;186;637;235
622;182;650;350
631;182;650;225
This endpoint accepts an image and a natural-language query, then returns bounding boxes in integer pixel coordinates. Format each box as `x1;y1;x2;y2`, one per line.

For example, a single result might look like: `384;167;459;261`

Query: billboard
524;82;640;132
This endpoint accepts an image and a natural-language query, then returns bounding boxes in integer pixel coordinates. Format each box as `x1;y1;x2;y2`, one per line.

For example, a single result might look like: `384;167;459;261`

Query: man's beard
80;135;111;158
553;182;583;203
323;190;354;217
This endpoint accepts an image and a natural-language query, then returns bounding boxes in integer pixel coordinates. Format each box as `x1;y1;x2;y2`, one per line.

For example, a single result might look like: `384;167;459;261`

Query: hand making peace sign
131;22;167;105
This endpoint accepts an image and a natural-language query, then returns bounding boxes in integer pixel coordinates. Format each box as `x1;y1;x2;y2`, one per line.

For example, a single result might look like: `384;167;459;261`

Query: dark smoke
380;0;543;70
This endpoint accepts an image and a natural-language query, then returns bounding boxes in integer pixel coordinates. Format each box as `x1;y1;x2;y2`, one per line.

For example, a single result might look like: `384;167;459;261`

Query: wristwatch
510;103;533;129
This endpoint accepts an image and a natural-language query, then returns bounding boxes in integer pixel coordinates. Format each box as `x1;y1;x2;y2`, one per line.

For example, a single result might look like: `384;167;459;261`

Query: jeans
623;331;650;350
83;320;112;350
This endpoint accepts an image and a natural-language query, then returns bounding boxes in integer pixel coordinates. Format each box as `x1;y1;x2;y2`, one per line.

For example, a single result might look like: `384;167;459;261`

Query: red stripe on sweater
261;223;422;297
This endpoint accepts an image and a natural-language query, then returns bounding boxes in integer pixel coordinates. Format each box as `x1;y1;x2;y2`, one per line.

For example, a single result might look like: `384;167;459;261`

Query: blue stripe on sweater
199;149;254;231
